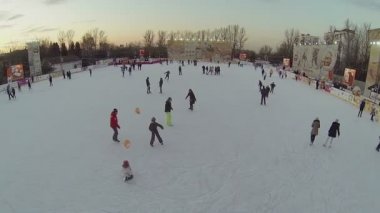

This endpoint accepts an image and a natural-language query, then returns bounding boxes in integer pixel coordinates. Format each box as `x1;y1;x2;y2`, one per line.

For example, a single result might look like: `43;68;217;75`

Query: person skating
258;80;263;90
11;87;16;99
110;108;120;142
89;68;92;77
121;67;125;77
159;78;163;94
323;119;340;148
6;84;13;100
122;160;133;182
270;82;276;94
358;99;365;117
376;136;380;152
202;65;205;74
149;117;164;147
27;79;31;90
49;75;53;86
269;69;273;78
62;70;66;79
316;79;319;90
17;82;21;92
310;117;320;145
128;67;132;76
265;86;270;98
370;104;377;121
185;89;196;110
178;66;182;75
165;97;173;126
164;71;170;81
260;86;267;105
146;77;151;94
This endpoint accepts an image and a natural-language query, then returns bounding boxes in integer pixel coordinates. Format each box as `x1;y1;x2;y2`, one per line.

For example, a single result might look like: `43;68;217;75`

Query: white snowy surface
0;62;379;213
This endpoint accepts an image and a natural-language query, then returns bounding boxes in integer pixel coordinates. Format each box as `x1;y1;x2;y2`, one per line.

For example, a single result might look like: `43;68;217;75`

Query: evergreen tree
74;42;81;57
61;43;68;56
68;41;75;56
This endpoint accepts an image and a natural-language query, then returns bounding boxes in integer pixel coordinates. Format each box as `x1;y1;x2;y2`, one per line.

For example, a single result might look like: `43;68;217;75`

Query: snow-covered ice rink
1;62;379;213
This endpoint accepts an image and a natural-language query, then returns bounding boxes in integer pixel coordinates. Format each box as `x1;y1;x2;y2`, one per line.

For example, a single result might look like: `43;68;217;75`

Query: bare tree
157;31;167;47
324;25;336;45
99;30;108;50
259;45;273;57
66;30;75;45
144;30;155;47
277;28;299;58
82;32;96;57
237;27;248;52
57;31;66;46
91;28;99;50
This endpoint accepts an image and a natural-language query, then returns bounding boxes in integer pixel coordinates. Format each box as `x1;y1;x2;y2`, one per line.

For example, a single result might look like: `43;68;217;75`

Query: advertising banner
344;68;356;87
7;64;24;81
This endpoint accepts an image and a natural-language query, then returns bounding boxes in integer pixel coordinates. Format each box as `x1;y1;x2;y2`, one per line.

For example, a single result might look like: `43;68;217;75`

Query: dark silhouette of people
358;100;366;117
260;86;267;105
146;77;151;94
159;78;163;94
164;71;170;81
49;75;53;86
185;89;197;110
149;117;164;147
179;66;182;75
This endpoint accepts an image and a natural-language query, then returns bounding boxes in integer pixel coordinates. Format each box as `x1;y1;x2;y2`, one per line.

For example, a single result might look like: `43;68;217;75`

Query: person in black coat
11;87;16;99
49;75;53;86
159;78;163;94
270;82;276;94
316;79;319;90
164;71;170;80
27;79;32;89
258;80;263;90
358;99;365;117
165;97;173;126
265;86;270;98
185;89;197;110
260;86;267;105
202;65;205;74
89;69;92;77
146;77;151;94
323;119;340;148
178;66;182;75
6;84;12;100
149;117;164;147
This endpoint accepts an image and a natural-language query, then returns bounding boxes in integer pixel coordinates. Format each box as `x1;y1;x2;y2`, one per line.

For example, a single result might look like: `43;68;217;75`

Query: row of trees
142;25;248;59
256;19;371;81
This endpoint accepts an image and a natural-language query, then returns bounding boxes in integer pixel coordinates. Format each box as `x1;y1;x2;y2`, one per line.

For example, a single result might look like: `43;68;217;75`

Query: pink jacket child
122;160;133;182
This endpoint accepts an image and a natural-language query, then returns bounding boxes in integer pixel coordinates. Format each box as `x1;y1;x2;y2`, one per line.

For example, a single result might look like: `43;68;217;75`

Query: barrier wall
292;72;380;122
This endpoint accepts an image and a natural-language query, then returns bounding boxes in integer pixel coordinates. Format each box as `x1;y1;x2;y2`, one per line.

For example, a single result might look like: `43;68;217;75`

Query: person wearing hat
185;89;196;111
149;117;164;147
122;160;133;182
310;117;320;145
323;119;340;148
110;108;120;142
165;97;173;126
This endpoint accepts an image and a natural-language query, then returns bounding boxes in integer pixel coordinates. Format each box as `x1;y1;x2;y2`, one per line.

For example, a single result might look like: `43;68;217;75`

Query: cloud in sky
349;0;380;10
24;26;58;33
0;24;12;29
44;0;67;5
7;14;23;21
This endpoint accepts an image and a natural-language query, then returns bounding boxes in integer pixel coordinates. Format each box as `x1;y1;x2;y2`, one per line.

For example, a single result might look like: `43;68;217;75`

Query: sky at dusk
0;0;379;52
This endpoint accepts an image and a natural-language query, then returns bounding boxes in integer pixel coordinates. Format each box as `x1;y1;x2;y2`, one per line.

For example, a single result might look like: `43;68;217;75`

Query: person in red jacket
110;108;120;142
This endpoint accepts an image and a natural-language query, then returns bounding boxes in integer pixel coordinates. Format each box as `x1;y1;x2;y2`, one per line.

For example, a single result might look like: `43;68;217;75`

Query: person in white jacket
122;160;133;182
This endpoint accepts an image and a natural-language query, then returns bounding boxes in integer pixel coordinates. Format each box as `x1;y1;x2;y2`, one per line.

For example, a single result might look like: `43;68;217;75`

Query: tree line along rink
0;61;379;212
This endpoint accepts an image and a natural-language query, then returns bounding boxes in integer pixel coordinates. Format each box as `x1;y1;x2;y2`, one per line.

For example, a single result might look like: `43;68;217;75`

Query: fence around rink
287;71;380;122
